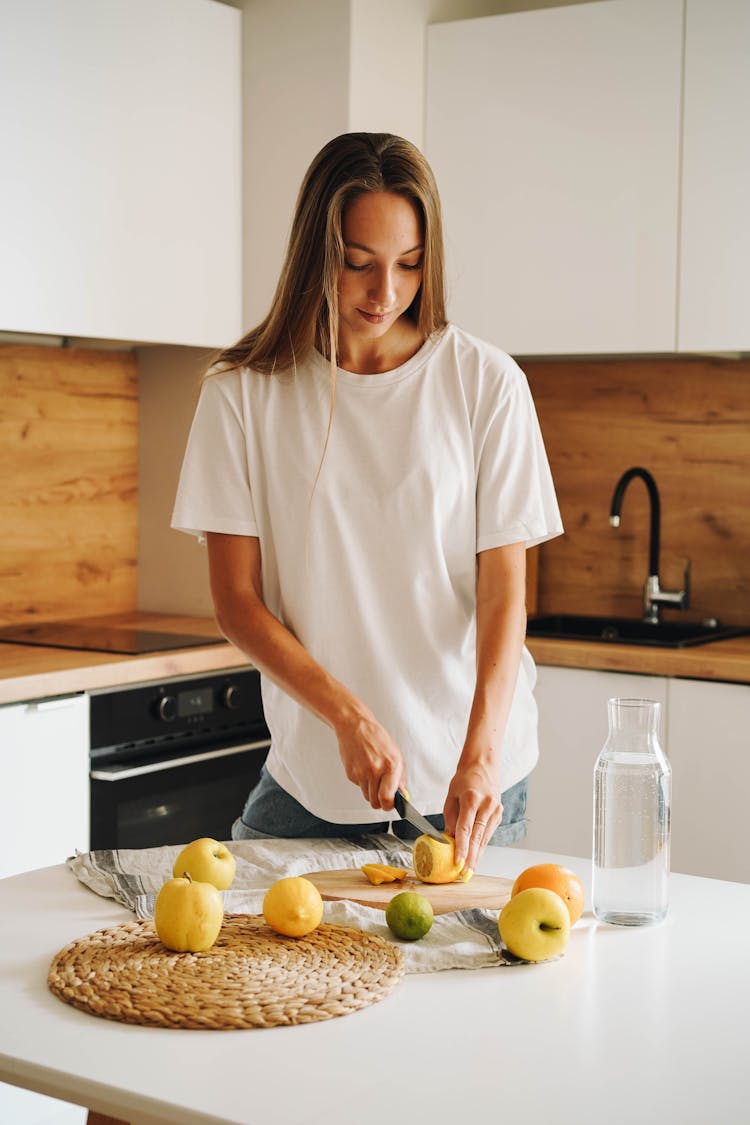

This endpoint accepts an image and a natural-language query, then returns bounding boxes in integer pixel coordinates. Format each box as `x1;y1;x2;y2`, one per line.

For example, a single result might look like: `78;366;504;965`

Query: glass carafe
592;697;671;925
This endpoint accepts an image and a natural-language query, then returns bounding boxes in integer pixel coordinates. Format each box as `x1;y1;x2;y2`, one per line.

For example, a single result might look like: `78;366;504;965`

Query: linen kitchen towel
67;836;529;973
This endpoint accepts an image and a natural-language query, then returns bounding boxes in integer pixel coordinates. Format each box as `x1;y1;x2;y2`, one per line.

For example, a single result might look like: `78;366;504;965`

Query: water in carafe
592;698;671;925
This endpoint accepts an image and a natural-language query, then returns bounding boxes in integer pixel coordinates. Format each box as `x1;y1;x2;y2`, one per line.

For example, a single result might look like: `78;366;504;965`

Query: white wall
136;344;216;615
241;0;351;326
348;0;427;142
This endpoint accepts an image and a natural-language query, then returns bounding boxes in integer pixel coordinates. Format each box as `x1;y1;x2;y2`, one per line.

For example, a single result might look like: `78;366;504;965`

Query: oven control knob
221;684;241;710
156;694;177;722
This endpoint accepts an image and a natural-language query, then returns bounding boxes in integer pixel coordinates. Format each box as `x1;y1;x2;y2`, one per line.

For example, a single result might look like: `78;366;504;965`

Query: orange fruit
511;863;585;925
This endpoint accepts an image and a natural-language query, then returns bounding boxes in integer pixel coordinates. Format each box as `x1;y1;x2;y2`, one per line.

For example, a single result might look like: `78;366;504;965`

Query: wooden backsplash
0;345;137;626
2;344;747;631
525;356;750;627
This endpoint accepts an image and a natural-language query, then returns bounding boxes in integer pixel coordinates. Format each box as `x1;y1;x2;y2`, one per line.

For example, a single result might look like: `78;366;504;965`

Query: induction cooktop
0;618;226;655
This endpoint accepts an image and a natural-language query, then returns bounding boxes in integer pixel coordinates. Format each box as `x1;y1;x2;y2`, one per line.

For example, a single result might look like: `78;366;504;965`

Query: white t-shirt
172;323;563;821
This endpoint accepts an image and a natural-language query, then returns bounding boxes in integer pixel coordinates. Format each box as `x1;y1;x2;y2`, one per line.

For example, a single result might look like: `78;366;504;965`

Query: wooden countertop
1;612;748;706
0;613;248;705
526;633;750;685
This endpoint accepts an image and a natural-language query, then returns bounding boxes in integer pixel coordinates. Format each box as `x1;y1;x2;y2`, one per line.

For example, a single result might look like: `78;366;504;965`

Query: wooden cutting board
304;868;513;916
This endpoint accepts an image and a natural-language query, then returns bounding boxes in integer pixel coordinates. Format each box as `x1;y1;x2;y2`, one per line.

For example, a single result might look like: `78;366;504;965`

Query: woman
172;132;562;873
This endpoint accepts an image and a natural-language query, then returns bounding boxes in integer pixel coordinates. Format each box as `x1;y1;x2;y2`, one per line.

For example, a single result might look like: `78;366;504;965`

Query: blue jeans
232;764;528;846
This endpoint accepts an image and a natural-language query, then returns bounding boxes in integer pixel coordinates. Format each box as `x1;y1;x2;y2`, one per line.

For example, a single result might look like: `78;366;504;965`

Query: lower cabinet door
0;693;89;879
525;666;668;859
668;678;749;883
0;692;90;1123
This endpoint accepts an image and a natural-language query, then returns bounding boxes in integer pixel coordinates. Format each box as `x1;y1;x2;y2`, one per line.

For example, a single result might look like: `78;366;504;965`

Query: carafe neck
606;697;662;747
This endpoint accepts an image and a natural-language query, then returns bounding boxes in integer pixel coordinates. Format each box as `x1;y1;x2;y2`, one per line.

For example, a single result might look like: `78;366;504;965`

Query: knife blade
394;789;447;843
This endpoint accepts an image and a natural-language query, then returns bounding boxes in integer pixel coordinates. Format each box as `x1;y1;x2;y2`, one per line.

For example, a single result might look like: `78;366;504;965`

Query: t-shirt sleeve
171;372;259;540
475;357;563;552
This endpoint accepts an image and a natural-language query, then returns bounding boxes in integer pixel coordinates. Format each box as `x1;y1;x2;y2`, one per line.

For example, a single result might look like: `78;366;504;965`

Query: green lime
385;891;434;941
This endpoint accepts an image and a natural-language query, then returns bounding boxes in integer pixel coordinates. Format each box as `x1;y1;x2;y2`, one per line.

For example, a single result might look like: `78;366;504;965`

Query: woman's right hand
335;709;407;812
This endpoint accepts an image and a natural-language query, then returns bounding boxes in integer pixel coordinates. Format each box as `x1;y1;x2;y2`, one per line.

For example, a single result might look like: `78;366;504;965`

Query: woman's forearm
206;532;407;808
215;587;369;734
206;532;368;735
444;541;527;866
459;541;528;774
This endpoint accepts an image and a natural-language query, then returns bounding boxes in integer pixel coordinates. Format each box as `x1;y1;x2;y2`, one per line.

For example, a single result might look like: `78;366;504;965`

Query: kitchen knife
394;789;447;843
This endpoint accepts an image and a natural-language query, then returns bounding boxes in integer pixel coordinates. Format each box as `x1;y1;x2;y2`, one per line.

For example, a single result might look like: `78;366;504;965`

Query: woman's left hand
442;761;504;874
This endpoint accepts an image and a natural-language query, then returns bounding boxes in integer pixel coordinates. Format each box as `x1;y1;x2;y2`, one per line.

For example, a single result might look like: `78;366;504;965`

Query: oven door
90;737;270;851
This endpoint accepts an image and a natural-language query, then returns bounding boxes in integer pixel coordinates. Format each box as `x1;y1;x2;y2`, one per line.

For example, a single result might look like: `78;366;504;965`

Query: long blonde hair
211;132;448;376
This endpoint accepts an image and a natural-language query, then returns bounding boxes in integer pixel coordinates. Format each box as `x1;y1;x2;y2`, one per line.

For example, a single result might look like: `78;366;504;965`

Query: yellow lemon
385;891;434;941
262;876;324;938
413;833;472;884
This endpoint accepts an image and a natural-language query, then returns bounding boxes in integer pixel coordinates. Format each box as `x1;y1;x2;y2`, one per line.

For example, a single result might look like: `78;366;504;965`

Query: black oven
89;668;270;850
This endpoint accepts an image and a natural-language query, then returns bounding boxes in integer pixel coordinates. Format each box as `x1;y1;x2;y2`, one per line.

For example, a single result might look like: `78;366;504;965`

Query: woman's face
338;191;424;355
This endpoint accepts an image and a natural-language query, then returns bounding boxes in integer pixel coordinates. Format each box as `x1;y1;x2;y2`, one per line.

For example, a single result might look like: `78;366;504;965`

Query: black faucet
609;466;690;624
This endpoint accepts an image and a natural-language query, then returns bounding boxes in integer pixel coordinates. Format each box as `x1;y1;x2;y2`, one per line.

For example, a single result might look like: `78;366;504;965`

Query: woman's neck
337;317;426;375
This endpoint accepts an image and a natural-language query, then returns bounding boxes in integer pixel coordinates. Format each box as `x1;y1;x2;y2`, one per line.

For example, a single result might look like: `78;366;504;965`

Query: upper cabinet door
426;0;684;356
679;0;750;353
0;0;242;348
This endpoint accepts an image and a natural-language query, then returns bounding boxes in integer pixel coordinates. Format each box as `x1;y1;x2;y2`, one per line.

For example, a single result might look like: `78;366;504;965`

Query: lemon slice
412;834;472;884
361;863;409;886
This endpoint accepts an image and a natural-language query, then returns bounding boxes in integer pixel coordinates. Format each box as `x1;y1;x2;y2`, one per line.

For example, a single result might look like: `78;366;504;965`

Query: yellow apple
154;873;224;953
173;837;236;890
498;886;571;962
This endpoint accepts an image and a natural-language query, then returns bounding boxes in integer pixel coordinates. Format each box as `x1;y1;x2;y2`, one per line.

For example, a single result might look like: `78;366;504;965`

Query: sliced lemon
413;833;472;884
361;863;409;886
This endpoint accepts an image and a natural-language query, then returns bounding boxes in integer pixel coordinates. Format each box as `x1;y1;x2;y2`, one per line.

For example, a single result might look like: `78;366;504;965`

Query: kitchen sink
526;614;749;649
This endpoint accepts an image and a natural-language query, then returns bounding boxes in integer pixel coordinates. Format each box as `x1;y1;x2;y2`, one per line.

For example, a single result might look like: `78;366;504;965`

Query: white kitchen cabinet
0;693;89;879
425;0;684;355
0;0;241;348
667;678;749;883
0;691;90;1124
678;0;750;351
426;0;750;356
528;665;749;885
524;666;669;858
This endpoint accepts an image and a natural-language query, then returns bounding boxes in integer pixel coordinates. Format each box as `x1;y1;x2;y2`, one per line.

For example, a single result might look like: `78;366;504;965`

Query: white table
1;847;747;1125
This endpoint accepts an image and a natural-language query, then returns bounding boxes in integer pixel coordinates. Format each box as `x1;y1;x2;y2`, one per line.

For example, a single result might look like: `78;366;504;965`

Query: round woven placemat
48;914;404;1030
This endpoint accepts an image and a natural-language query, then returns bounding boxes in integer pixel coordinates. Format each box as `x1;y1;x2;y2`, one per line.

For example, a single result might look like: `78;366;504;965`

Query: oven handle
90;738;271;782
